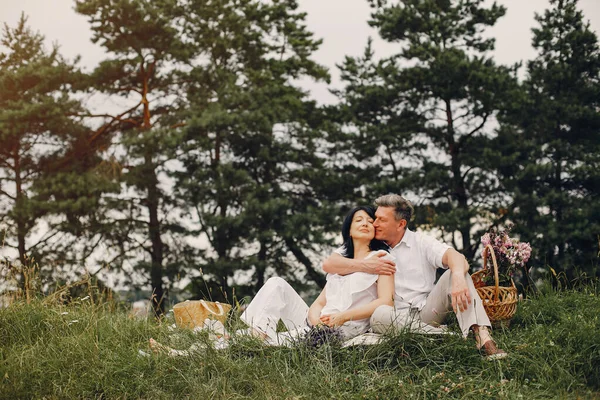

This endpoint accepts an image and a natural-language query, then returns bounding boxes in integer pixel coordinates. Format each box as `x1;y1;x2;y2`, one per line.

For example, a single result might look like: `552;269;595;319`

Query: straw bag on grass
471;244;518;328
173;300;232;329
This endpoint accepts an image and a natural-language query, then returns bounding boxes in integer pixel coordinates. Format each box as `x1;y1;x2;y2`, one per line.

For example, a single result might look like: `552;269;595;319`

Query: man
322;194;507;359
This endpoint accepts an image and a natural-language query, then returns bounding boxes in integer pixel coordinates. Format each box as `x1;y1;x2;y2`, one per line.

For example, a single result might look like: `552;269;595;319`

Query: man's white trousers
371;270;491;337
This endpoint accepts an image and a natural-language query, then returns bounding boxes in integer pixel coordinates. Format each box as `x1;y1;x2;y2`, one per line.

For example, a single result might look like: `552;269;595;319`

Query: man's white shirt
389;228;450;310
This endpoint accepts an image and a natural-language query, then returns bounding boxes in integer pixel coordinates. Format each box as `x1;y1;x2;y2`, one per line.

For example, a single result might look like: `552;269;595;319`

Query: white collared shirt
390;228;450;310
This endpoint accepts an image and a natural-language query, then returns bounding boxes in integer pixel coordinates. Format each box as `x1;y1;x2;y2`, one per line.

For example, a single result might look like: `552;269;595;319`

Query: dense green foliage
0;15;113;280
74;0;199;315
1;284;599;398
334;0;519;259
174;0;334;301
495;0;600;279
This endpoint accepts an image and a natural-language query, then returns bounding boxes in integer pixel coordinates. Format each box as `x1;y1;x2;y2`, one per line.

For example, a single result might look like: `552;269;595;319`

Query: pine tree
338;0;519;258
497;0;600;278
331;39;424;203
0;15;107;284
74;0;193;315
176;0;332;299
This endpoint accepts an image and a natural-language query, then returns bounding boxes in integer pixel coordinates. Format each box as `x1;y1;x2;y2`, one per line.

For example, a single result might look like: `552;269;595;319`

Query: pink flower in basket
480;226;531;285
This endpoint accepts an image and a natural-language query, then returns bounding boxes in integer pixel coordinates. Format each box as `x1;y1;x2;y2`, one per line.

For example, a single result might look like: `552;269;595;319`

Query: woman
241;206;395;345
150;206;395;353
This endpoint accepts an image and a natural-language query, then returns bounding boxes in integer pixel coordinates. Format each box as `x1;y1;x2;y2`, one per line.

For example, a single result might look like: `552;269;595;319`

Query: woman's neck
352;239;371;259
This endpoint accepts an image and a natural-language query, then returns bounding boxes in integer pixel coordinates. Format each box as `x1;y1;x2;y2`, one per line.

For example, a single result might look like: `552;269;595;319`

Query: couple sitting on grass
153;194;507;360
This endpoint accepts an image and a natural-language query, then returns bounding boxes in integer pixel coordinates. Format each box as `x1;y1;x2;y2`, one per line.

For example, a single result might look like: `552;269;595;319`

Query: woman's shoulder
327;270;379;283
327;271;379;293
365;249;396;262
365;249;387;258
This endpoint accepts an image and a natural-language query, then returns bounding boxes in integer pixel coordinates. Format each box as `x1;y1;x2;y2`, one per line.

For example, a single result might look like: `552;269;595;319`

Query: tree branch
458;113;489;148
170;122;187;129
0;158;14;170
87;101;144;145
284;238;326;288
81;234;104;262
0;188;16;200
460;166;476;181
28;230;62;251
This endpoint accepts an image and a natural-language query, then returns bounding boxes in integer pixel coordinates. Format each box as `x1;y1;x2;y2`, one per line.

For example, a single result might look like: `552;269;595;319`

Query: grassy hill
1;283;599;399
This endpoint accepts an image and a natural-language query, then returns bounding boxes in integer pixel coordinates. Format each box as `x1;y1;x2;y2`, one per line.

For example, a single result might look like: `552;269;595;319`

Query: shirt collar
392;228;415;249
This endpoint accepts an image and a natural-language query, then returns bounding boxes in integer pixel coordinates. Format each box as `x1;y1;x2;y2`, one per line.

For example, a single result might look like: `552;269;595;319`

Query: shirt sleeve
421;234;451;270
334;245;345;256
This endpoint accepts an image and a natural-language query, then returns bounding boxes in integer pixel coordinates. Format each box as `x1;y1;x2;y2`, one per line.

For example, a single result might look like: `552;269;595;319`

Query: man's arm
442;248;472;313
322;252;396;276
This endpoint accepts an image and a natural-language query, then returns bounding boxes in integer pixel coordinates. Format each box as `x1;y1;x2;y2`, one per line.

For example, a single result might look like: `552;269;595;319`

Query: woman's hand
308;314;322;327
320;312;348;327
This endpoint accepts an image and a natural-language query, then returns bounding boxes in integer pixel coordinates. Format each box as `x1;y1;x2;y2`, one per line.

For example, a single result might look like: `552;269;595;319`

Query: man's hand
450;273;472;313
363;252;396;275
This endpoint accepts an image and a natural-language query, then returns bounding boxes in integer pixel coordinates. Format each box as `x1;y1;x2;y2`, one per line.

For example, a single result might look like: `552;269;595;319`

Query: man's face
373;206;405;244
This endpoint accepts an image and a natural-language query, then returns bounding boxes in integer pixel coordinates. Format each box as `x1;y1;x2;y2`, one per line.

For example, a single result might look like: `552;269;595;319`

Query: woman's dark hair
340;206;389;258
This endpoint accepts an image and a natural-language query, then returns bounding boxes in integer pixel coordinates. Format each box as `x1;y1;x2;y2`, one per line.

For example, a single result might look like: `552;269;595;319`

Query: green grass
1;284;599;399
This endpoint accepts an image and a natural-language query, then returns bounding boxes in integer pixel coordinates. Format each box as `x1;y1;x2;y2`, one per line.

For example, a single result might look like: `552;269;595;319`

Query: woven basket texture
173;300;232;329
472;244;518;325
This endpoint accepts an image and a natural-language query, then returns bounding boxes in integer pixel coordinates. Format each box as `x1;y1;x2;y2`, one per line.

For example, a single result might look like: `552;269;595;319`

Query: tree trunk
145;152;165;316
286;238;326;288
214;166;232;297
255;241;267;293
445;100;473;259
14;148;27;269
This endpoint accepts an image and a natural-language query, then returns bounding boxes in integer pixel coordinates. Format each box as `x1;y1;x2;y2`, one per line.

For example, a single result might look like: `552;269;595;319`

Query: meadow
1;281;599;399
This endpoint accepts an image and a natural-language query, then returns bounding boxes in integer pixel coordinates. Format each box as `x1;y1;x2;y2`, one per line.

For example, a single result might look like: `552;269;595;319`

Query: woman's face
349;210;375;241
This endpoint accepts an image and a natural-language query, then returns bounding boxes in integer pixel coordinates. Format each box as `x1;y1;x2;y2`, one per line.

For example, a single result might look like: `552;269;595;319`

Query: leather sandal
479;340;508;360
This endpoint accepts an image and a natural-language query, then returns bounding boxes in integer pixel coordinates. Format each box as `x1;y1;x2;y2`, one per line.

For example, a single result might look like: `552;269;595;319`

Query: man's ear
398;219;407;230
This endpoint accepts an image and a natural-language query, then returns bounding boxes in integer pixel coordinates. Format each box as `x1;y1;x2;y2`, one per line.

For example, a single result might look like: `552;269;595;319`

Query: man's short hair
374;194;414;223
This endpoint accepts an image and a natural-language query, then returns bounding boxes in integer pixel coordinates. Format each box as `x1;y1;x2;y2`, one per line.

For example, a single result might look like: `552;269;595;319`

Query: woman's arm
325;274;395;327
307;288;327;326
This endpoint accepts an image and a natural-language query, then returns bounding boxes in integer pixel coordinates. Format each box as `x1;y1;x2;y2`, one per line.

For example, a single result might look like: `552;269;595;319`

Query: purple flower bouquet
480;226;532;286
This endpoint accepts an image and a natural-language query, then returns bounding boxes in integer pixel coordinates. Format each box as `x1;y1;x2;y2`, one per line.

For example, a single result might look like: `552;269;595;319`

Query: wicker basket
471;244;518;327
173;300;232;330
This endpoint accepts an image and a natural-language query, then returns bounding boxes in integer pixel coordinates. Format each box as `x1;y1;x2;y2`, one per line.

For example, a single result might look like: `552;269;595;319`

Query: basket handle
482;244;500;302
200;300;224;316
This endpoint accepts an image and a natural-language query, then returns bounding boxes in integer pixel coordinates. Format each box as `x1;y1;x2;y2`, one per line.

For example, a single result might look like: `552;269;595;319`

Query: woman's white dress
240;250;395;345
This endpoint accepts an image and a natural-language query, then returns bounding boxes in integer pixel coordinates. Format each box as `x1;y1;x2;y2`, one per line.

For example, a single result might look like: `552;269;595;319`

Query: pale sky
2;0;599;104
